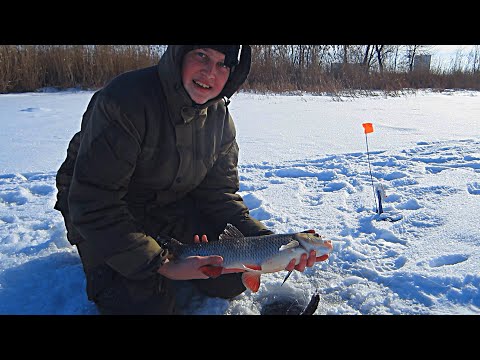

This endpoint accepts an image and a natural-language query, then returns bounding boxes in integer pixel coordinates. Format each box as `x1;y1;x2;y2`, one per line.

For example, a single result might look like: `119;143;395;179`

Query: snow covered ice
0;89;479;315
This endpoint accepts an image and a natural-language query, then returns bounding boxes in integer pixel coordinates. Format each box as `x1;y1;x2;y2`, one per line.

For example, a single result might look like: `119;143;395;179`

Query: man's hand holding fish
286;229;330;273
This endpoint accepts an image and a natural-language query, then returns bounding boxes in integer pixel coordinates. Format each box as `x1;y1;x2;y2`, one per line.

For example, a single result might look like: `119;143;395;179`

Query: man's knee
86;264;177;315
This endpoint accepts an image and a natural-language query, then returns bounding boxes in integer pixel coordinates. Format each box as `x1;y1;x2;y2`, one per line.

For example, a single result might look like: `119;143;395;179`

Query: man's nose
202;62;216;78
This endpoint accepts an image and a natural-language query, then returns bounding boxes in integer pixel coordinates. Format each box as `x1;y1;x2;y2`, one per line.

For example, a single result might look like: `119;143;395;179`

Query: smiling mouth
193;80;211;89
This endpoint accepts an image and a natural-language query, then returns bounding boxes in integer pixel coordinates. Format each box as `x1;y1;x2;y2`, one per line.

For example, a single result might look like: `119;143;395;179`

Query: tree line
1;45;479;94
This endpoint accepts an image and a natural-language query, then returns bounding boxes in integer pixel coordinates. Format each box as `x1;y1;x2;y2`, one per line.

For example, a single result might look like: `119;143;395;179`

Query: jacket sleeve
68;93;167;280
190;113;273;237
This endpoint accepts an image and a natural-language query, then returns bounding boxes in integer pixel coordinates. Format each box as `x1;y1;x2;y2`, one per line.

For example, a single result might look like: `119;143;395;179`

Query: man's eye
218;62;229;69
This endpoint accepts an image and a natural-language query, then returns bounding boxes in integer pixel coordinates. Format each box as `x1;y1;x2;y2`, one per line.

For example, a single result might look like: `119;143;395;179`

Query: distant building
413;54;431;72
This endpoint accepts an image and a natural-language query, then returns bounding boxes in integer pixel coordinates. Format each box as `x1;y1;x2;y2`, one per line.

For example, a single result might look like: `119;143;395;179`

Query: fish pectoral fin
244;264;262;271
242;272;261;293
199;265;223;278
282;270;293;285
279;240;300;252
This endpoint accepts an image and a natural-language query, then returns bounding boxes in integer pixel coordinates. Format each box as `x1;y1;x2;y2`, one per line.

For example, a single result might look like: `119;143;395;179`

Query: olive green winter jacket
54;45;272;281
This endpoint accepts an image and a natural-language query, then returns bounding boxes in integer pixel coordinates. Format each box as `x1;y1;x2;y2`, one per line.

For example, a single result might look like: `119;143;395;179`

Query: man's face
181;48;231;105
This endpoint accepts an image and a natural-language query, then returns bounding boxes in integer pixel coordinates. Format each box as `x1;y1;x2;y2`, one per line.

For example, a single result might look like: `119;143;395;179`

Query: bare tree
362;45;376;71
465;46;480;73
473;45;480;73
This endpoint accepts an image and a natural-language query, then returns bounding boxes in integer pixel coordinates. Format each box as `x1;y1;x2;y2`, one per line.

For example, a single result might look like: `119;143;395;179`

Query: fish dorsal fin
279;240;300;251
219;223;245;240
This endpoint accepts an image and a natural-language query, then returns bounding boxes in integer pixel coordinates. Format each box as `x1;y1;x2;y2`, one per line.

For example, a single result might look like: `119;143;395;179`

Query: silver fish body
159;224;333;292
177;232;331;272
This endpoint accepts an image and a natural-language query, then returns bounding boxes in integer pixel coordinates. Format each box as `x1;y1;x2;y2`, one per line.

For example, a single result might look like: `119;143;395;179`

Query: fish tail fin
199;265;223;278
242;272;261;293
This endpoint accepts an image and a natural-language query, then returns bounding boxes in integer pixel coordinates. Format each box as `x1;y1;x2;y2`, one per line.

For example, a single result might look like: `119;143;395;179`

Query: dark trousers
76;196;246;315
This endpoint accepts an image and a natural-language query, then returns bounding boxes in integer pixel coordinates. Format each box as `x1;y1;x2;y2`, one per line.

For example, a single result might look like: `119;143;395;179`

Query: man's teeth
194;80;211;89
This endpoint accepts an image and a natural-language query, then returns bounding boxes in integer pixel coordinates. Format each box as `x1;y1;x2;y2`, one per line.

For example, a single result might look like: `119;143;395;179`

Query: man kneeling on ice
55;44;329;315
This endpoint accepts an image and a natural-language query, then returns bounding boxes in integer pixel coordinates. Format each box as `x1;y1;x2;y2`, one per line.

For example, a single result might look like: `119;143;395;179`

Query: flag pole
362;123;378;213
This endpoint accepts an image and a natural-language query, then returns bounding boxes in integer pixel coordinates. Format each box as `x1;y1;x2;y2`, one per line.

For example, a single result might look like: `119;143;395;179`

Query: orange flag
362;122;374;134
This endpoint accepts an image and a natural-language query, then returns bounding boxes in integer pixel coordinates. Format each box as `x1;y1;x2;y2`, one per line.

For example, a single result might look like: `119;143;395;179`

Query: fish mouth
323;240;333;250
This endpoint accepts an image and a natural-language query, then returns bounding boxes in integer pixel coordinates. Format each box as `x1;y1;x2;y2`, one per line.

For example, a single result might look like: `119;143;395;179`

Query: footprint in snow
467;182;480;195
428;254;468;268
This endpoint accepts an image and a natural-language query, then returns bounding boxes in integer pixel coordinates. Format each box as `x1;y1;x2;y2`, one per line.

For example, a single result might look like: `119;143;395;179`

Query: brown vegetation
0;45;163;93
1;45;479;94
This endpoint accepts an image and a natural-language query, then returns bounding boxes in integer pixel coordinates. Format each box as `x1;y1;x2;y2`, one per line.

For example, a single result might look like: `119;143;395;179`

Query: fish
156;223;333;293
300;292;320;315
